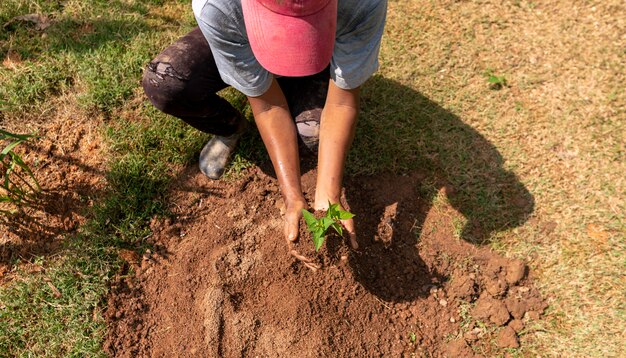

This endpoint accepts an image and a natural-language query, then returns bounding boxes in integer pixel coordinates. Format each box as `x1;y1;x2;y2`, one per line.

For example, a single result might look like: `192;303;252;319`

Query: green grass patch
0;0;193;115
0;255;110;357
0;0;226;355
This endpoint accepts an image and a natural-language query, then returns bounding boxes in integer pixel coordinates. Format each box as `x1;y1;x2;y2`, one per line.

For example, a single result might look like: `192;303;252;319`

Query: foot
199;120;247;180
295;108;321;153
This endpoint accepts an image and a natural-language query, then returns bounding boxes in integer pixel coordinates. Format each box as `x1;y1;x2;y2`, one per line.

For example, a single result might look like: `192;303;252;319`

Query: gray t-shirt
193;0;387;97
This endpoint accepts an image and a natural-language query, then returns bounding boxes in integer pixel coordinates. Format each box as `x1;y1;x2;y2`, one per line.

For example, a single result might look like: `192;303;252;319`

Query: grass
376;1;625;356
0;0;624;356
0;0;218;356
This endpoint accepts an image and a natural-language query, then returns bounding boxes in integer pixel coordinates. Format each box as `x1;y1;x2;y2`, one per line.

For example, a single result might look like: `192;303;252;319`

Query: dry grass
381;0;624;356
1;0;623;355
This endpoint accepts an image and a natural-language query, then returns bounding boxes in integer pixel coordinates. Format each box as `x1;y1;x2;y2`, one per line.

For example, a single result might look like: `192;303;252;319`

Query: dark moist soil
105;167;545;357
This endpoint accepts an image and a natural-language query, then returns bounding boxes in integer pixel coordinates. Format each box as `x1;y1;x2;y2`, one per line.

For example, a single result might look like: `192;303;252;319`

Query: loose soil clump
105;167;545;357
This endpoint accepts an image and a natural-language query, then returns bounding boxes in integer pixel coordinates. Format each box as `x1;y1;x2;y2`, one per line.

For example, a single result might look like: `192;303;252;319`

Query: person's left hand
340;211;358;250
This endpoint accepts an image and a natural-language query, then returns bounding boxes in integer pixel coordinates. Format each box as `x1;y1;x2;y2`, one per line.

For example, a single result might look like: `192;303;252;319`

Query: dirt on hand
105;167;545;357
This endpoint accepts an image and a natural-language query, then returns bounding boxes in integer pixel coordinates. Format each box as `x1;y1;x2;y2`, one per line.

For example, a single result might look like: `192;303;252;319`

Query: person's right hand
247;80;319;269
283;197;321;271
283;198;305;243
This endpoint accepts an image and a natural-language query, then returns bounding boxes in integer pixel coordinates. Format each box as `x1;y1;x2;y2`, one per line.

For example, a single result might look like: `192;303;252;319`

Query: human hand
283;198;306;243
339;207;358;250
282;198;321;271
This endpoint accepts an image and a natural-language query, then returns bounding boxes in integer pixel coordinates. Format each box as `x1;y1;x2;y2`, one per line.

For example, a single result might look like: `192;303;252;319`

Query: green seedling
484;69;508;89
301;202;355;251
0;129;41;215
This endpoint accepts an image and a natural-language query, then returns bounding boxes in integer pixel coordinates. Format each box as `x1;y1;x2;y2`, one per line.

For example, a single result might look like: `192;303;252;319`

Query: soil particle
496;326;520;348
446;338;476;357
105;168;545;356
526;310;541;321
473;293;511;326
508;319;525;332
485;277;508;297
448;274;477;300
505;259;527;285
505;296;528;320
463;327;482;342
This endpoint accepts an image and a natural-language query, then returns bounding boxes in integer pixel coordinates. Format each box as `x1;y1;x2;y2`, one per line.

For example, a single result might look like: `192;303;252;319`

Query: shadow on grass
352;75;534;244
342;76;534;301
249;75;533;301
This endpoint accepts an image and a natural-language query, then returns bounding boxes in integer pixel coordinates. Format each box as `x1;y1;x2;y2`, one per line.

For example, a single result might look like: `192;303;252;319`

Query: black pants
142;27;329;140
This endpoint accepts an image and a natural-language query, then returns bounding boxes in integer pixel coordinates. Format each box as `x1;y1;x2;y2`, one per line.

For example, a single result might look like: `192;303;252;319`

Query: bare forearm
248;79;304;204
255;108;303;201
314;83;360;210
248;79;306;242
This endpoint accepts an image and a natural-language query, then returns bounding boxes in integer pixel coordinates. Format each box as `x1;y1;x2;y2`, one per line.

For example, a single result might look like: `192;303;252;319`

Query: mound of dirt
105;167;545;357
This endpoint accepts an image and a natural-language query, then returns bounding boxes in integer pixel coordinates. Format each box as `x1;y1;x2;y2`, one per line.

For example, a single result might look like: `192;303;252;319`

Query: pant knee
142;62;184;114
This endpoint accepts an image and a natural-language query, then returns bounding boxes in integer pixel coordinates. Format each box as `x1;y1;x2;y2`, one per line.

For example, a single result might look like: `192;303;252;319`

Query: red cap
242;0;337;77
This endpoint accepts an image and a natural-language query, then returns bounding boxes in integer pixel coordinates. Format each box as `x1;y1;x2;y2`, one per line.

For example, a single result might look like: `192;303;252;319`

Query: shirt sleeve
193;0;273;97
331;0;388;90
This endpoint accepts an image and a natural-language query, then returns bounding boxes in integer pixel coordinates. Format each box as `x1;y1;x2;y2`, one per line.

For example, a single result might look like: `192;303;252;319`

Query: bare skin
248;78;359;254
314;81;359;249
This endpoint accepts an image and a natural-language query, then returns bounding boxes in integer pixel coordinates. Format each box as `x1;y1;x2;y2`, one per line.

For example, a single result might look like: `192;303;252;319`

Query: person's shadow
249;75;534;302
338;75;534;302
246;76;534;302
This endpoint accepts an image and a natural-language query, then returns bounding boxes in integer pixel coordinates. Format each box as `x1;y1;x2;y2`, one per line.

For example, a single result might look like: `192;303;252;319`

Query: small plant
0;129;41;215
301;203;355;251
484;69;508;90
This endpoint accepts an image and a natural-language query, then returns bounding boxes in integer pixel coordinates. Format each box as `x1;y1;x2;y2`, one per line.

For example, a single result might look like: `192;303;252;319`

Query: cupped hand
283;198;306;243
283;198;321;271
340;213;358;250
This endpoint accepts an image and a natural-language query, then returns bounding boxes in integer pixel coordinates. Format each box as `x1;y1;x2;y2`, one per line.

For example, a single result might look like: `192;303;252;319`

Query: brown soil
0;113;105;281
105;167;545;357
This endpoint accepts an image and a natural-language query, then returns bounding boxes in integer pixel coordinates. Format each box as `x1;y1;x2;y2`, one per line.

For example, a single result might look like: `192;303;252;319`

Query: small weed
0;128;40;215
452;216;467;239
409;332;417;343
302;203;355;251
458;301;473;329
484;69;508;90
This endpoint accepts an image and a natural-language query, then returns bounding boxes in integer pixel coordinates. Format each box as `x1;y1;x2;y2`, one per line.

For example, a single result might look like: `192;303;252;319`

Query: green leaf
312;231;325;251
338;210;355;220
330;222;343;236
327;202;340;219
320;216;335;231
0;196;13;203
487;74;507;86
0;129;34;141
1;139;24;159
301;209;318;229
9;152;40;190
